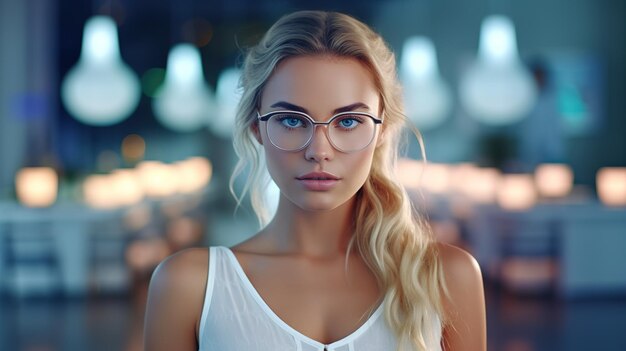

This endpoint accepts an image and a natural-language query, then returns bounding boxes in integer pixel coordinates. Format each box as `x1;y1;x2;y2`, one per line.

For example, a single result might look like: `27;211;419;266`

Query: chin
291;193;355;213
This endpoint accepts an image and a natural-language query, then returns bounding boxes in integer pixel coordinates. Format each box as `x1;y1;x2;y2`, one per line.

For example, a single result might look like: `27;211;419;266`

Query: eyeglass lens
265;112;377;152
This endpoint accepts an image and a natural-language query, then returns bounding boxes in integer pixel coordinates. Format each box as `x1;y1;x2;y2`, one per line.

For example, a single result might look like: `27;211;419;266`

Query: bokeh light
15;167;58;208
121;134;146;164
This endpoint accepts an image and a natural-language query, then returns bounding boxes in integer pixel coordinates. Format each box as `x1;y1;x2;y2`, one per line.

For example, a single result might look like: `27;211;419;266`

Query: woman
144;10;486;351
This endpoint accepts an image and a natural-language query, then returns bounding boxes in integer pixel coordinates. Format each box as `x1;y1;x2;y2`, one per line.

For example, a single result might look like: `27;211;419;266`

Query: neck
261;194;358;258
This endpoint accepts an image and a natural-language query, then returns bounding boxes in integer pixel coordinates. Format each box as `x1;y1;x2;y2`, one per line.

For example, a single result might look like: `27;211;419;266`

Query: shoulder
435;243;487;350
147;246;211;309
147;247;211;300
151;247;210;284
436;243;482;287
435;242;484;309
144;247;212;350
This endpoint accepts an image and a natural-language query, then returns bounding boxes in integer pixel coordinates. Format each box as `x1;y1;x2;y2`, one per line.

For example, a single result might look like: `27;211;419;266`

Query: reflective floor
1;279;626;351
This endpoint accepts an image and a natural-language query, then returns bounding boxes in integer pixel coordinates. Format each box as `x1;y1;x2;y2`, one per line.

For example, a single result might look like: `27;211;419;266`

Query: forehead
260;55;380;115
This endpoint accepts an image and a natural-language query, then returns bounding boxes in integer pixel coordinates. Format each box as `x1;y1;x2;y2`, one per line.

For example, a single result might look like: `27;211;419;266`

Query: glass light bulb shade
497;174;537;211
400;36;451;130
596;167;626;206
210;67;243;138
479;15;519;65
166;44;204;87
403;79;452;130
153;44;213;132
153;86;213;132
535;164;574;198
62;65;140;125
460;15;537;125
81;16;121;63
15;167;58;208
459;61;537;124
61;16;140;126
401;36;438;79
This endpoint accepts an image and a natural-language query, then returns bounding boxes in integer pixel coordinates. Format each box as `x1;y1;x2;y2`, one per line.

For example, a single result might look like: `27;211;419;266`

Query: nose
304;125;335;162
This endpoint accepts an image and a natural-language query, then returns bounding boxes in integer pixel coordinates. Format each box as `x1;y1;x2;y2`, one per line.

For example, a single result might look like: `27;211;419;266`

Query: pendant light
400;36;452;130
459;15;537;125
61;16;140;126
209;67;242;138
152;43;213;132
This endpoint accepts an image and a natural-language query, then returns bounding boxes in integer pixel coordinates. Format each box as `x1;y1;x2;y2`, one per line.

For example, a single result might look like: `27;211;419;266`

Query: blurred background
1;0;625;350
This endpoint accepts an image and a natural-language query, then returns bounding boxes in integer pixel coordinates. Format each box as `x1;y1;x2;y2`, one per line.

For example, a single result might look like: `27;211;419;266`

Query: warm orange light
450;163;478;194
497;174;537;211
430;220;461;244
121;134;146;163
110;169;144;205
123;204;152;231
396;158;424;190
83;174;117;209
125;238;170;271
136;161;178;197
464;167;501;203
167;217;202;248
500;257;556;292
596;167;626;206
535;164;573;198
422;163;451;194
175;157;213;194
15;167;58;207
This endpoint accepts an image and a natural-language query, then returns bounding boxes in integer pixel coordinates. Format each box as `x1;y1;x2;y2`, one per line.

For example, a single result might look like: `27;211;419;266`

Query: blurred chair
466;201;626;298
496;210;560;294
466;204;559;295
88;215;132;295
2;220;62;297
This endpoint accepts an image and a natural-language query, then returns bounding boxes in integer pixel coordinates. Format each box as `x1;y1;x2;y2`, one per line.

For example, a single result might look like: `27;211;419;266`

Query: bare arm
438;243;487;351
143;248;209;351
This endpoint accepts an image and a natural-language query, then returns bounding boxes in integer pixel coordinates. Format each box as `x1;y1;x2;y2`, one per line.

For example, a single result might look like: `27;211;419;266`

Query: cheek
263;147;293;183
347;149;377;185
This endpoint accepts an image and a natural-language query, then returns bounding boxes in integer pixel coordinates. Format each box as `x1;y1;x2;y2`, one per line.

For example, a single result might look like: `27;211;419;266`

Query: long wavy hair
229;10;447;351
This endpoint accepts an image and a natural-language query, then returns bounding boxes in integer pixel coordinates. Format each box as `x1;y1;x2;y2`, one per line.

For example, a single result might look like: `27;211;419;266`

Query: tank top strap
198;246;219;341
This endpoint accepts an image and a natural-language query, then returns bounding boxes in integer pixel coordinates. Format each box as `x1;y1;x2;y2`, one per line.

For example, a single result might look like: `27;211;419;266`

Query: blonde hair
229;10;447;351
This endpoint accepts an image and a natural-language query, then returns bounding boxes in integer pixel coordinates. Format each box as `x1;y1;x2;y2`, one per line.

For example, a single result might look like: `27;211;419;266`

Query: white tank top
198;246;442;351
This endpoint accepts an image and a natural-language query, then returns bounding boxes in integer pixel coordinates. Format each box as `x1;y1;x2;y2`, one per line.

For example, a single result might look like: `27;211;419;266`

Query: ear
251;121;263;145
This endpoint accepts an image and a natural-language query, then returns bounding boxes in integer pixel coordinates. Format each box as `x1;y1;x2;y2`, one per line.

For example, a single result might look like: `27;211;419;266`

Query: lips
296;171;340;181
296;172;340;191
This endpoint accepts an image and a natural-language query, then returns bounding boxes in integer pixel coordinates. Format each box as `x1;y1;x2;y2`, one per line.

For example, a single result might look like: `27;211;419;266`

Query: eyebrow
269;101;371;115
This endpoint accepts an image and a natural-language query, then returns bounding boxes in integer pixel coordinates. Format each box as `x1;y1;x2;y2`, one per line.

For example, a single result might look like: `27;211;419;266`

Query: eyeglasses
257;110;383;153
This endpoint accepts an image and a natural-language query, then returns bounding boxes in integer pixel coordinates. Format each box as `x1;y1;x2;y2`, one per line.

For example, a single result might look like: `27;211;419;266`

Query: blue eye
340;119;356;128
281;117;303;128
275;114;307;129
336;116;362;130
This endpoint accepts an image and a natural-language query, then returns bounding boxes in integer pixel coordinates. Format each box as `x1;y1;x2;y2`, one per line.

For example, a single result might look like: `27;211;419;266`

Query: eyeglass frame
256;109;383;153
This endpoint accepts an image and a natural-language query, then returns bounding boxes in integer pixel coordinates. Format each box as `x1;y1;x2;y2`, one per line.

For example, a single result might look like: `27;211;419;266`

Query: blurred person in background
144;10;485;351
